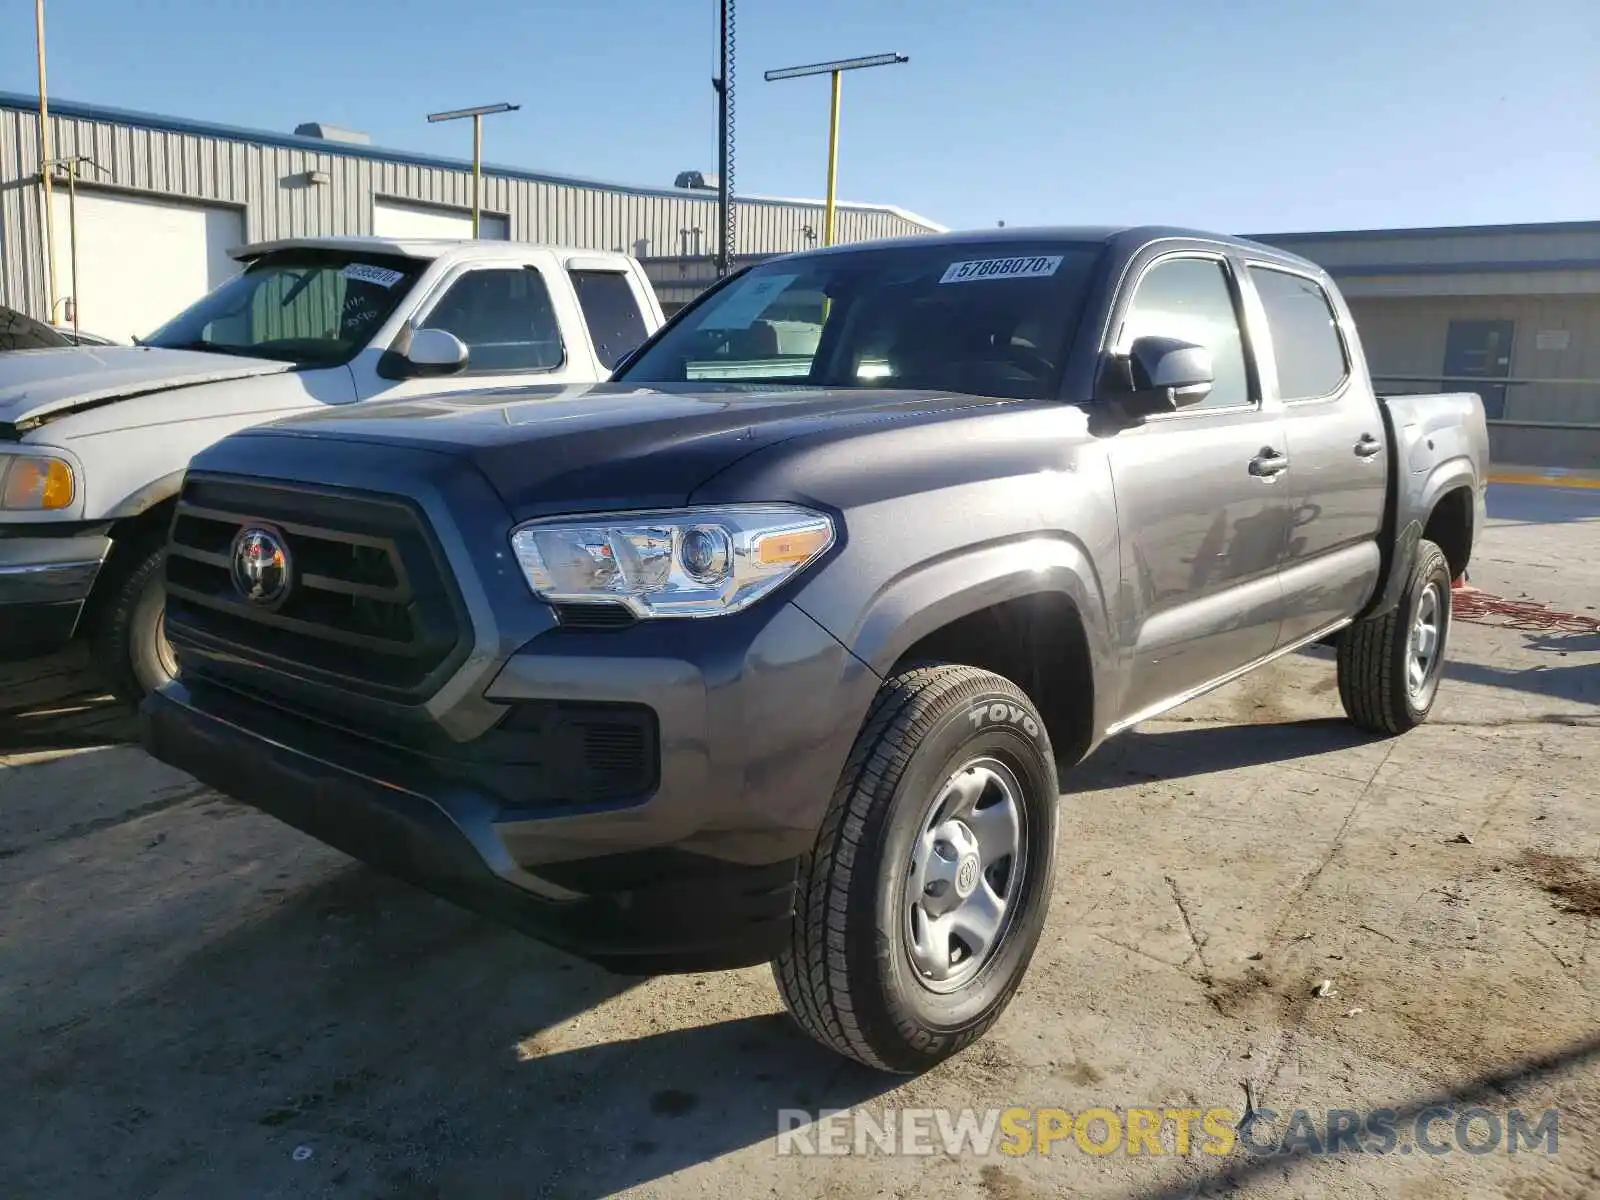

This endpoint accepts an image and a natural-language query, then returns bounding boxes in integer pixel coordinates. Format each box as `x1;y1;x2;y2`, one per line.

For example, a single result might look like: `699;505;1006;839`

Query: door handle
1354;434;1383;459
1249;448;1290;478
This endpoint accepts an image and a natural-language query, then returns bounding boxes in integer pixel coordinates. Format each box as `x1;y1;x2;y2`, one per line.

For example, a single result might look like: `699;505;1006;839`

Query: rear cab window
1249;266;1349;400
569;269;650;370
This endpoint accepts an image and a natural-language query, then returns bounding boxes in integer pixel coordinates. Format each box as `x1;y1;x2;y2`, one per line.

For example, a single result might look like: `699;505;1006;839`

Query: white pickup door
347;247;662;401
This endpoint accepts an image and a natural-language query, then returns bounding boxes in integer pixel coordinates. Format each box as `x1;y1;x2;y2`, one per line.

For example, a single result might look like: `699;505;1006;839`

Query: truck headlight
510;505;835;618
0;454;76;511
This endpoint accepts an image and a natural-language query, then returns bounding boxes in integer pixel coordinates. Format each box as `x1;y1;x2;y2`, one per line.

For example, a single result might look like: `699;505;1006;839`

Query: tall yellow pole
35;0;59;322
823;70;841;246
471;113;482;239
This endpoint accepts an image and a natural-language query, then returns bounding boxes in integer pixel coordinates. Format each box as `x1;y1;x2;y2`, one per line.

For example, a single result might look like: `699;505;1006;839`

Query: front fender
794;533;1117;735
104;468;186;521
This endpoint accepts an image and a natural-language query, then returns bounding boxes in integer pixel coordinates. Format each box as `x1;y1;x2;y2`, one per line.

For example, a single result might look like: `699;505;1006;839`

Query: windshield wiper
147;340;262;359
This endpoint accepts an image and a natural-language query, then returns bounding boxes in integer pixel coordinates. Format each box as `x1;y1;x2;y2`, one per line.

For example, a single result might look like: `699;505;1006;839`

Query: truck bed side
1364;390;1490;619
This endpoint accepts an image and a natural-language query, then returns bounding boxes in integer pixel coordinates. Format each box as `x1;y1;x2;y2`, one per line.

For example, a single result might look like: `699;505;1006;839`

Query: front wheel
1336;538;1452;735
774;664;1060;1073
92;545;177;707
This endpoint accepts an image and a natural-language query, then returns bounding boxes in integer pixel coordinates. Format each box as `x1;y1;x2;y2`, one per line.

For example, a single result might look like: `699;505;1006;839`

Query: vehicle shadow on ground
1124;1034;1600;1200
0;648;136;754
1070;717;1377;793
1444;658;1599;706
1485;485;1600;526
1524;630;1600;654
2;862;894;1199
0;690;137;753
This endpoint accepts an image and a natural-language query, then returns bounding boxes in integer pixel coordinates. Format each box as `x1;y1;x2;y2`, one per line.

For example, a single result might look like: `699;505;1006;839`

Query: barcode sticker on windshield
939;256;1063;284
341;263;406;288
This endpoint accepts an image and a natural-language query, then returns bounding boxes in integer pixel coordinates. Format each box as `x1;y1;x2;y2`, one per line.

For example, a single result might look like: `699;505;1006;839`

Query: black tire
773;663;1060;1073
1337;538;1452;736
92;544;177;707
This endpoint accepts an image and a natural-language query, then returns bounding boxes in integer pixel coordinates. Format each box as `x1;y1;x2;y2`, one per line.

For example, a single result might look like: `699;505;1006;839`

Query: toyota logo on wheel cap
230;526;292;606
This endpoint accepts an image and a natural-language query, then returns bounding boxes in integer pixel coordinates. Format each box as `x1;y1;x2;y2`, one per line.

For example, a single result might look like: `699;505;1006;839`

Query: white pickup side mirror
406;327;469;375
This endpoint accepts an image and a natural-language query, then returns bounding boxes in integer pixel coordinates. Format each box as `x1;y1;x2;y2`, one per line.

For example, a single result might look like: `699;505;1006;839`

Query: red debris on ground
1450;584;1600;633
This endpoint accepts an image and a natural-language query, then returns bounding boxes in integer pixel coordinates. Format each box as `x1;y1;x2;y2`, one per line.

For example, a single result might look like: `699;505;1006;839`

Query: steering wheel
979;343;1055;380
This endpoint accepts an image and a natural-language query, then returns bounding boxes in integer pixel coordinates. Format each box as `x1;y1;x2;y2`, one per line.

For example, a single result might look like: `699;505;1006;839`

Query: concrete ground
2;484;1596;1200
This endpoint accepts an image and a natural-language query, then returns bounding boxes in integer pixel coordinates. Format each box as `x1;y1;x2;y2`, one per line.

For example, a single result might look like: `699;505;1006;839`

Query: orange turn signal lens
752;522;832;567
1;456;76;511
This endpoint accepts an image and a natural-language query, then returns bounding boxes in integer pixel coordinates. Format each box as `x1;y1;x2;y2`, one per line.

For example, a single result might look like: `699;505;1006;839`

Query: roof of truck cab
230;236;631;262
778;225;1319;268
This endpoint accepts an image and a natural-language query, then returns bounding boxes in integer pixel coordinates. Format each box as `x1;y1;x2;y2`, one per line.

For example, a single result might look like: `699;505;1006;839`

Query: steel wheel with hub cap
1406;582;1443;701
905;758;1028;993
775;663;1059;1073
1337;537;1453;735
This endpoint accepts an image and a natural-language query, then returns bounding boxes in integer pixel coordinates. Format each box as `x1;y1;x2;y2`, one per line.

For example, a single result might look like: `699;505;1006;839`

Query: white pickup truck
0;237;664;701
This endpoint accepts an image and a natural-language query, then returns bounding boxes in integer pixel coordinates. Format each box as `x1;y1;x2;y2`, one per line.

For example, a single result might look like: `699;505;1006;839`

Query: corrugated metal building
0;91;941;341
1256;221;1600;469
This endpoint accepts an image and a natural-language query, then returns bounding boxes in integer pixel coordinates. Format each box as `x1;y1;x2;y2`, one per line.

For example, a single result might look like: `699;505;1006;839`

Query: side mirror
406;327;469;376
1102;336;1214;418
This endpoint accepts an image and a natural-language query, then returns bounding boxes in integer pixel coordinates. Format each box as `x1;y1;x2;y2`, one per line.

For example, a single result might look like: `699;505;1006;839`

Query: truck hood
0;345;293;432
228;382;1017;517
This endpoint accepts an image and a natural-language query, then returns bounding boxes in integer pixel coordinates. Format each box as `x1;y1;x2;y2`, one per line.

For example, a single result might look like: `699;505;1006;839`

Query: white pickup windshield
616;241;1103;400
143;251;425;366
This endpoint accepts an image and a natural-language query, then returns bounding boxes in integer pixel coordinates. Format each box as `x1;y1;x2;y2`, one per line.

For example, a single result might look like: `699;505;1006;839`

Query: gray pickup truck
140;226;1488;1073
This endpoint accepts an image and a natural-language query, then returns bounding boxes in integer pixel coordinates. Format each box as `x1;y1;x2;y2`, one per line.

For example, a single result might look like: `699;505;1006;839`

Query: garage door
51;190;243;344
373;199;509;241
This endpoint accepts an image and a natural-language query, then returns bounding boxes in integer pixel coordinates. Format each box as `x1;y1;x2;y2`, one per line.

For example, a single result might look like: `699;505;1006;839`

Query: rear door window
569;270;650;369
1249;267;1349;400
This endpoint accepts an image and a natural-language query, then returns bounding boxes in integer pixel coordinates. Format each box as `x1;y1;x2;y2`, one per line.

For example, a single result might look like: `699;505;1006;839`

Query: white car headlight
0;453;76;511
510;505;836;618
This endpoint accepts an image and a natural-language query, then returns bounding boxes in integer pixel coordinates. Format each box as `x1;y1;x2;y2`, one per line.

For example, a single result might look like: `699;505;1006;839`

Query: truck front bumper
141;600;883;975
0;533;111;661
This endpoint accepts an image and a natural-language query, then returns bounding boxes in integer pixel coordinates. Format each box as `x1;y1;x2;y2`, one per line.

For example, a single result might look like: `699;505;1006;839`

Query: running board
1105;617;1355;736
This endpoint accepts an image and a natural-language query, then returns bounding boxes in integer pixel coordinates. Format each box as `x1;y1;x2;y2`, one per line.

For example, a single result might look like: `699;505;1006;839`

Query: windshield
143;250;425;366
616;240;1103;399
1;306;73;352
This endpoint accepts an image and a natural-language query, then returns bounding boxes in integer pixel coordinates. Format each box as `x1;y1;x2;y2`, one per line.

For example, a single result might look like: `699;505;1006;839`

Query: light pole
764;52;907;247
426;102;519;238
712;0;736;277
35;0;59;322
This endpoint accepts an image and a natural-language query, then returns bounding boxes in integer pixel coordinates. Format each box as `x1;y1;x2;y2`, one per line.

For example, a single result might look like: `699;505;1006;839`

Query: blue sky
4;0;1596;234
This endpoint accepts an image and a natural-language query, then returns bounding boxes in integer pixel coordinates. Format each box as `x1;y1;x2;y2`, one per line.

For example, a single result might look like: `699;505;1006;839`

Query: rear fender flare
1366;455;1477;619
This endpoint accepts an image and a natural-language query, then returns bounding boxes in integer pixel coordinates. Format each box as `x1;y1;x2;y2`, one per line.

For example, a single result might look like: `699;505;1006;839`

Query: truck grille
164;476;469;701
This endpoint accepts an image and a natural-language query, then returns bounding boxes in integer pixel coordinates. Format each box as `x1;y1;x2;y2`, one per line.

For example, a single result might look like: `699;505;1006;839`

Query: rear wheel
1337;538;1451;735
92;545;177;707
773;664;1060;1073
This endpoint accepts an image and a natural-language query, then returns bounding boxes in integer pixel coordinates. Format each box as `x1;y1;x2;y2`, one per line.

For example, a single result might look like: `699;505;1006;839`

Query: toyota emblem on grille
230;526;292;606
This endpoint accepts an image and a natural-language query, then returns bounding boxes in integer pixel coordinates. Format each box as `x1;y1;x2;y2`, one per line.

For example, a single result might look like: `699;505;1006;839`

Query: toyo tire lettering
968;702;1040;739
